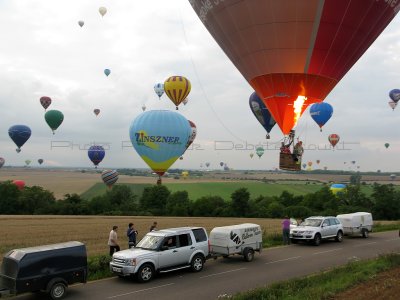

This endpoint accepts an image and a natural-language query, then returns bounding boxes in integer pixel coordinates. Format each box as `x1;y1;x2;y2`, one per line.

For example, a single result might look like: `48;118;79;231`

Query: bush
87;254;112;281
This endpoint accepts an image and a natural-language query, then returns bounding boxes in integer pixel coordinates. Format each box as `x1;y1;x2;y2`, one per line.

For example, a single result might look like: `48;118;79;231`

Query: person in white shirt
108;225;120;256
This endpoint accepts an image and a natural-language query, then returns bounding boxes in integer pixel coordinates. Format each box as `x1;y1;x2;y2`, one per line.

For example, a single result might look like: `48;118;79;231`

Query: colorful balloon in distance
256;146;264;158
94;109;100;116
330;184;346;196
104;69;111;77
8;125;31;153
302;163;306;169
45;110;64;134
309;102;333;131
40;96;52;111
164;76;191;110
249;92;276;139
101;170;119;188
389;89;400;103
38;159;44;165
154;83;164;99
181;171;189;179
388;101;397;111
186;120;197;149
0;157;5;169
385;143;390;149
25;160;31;166
88;145;105;168
307;161;313;167
78;20;84;27
129;110;191;181
12;180;25;190
328;134;340;148
99;7;107;17
189;1;398;135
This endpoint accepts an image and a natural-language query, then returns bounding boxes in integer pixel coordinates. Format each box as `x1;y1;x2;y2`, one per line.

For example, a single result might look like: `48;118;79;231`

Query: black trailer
0;241;87;299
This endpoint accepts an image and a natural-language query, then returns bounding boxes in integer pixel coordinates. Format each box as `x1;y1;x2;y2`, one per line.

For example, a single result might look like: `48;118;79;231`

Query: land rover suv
290;216;344;246
110;227;209;282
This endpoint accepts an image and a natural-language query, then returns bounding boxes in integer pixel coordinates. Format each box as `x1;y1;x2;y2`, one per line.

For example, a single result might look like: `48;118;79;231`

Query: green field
81;181;325;200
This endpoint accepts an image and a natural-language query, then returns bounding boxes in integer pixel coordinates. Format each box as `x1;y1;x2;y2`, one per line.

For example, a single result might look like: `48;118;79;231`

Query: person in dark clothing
127;223;138;248
149;221;157;232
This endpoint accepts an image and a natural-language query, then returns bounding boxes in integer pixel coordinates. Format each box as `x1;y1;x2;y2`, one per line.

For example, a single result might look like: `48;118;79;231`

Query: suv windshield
136;235;164;250
302;219;322;227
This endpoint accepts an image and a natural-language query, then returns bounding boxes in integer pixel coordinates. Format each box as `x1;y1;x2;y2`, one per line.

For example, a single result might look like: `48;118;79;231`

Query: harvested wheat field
0;215;283;261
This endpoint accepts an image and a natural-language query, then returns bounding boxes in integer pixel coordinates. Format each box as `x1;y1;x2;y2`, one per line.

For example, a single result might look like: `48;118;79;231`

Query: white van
209;223;262;262
336;212;373;238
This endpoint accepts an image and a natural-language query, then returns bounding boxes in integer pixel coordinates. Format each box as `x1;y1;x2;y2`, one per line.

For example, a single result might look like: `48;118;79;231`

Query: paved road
15;231;400;300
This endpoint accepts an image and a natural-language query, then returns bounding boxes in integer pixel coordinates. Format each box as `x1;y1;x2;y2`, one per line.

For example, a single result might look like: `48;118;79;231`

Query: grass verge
373;222;400;233
225;253;400;300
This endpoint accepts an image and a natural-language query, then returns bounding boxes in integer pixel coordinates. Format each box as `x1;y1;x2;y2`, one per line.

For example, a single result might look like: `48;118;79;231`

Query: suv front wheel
136;264;154;283
190;254;204;272
335;231;343;242
313;233;321;246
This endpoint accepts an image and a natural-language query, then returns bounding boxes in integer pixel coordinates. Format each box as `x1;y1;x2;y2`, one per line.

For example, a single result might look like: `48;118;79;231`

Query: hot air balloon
101;169;119;188
25;159;31;166
389;89;400;103
189;1;398;135
307;161;313;167
316;160;320;165
181;171;189;179
12;180;25;190
385;143;390;149
104;69;111;77
45;110;64;134
0;157;5;169
186;120;197;150
38;159;44;165
183;98;189;105
142;104;146;112
179;156;183;160
164;76;191;110
205;162;210;168
309;102;333;131
390;174;396;180
302;163;306;169
88;145;105;168
8;125;31;153
256;146;264;158
351;161;356;165
249;92;276;139
129;110;191;184
330;184;346;196
154;83;164;99
323;166;328;171
78;20;84;27
40;96;51;111
94;109;100;116
220;162;224;167
224;164;229;171
99;7;107;17
328;134;340;148
388;101;397;111
250;153;254;158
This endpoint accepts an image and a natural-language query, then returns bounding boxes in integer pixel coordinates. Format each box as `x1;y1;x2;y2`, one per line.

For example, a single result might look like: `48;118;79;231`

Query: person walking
282;216;291;245
108;225;120;256
127;223;138;248
149;221;157;232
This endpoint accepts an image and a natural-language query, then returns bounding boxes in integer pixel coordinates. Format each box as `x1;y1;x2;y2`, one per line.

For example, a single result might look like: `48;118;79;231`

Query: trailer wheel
49;282;67;300
243;248;254;262
362;229;369;238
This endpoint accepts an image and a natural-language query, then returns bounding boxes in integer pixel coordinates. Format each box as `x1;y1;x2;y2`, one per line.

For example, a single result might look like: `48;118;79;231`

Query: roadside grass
373;221;400;233
226;253;400;300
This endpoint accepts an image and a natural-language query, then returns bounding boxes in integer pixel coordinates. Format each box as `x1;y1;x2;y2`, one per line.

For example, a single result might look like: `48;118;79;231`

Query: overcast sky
0;0;399;172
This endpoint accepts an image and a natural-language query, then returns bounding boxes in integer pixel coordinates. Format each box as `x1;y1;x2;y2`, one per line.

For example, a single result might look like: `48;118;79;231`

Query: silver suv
290;216;344;246
110;227;209;282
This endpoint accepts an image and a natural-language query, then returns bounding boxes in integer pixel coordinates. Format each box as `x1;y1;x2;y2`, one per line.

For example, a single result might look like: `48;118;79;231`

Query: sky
0;0;399;172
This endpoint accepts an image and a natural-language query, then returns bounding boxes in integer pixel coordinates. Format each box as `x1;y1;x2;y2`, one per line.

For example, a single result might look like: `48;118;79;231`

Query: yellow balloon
164;76;191;109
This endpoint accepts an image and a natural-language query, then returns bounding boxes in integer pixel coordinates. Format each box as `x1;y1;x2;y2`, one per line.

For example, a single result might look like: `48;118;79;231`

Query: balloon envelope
78;20;84;27
389;89;400;103
249;92;276;138
328;134;340;148
256;146;264;158
45;110;64;134
88;146;105;168
101;170;119;187
0;157;5;168
189;1;398;134
186;120;197;149
25;160;31;166
205;162;210;167
164;76;191;109
12;180;25;190
129;110;191;176
220;162;224;167
385;143;390;149
309;102;333;130
330;184;346;195
94;109;100;116
38;159;44;165
40;96;51;110
104;69;111;76
388;101;397;110
154;83;164;98
99;7;107;17
8;125;31;152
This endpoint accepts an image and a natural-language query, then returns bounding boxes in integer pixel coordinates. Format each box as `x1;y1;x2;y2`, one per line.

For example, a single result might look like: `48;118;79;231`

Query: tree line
0;181;399;220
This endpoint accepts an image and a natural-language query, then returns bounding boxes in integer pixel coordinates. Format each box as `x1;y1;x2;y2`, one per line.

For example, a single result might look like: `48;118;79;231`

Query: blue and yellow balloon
129;110;191;184
330;184;346;196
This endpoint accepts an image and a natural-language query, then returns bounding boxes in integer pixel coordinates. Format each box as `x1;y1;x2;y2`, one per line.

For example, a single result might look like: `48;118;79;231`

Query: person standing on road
282;216;291;245
108;225;120;256
127;223;138;248
149;221;157;232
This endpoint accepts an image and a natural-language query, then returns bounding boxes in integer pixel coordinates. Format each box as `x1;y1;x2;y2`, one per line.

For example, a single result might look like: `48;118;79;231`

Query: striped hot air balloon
101;170;119;188
164;76;191;110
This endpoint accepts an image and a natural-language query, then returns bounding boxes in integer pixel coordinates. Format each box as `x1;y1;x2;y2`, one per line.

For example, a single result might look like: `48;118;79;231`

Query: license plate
112;267;122;273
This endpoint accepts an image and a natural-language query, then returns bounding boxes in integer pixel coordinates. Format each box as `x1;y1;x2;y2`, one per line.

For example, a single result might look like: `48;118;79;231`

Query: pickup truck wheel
136;264;154;283
362;229;369;238
49;282;67;300
335;231;343;242
313;233;321;246
243;248;254;262
190;254;204;272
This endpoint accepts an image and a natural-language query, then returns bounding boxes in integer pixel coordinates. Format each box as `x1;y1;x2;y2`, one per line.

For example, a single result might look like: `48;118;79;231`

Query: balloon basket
279;153;301;171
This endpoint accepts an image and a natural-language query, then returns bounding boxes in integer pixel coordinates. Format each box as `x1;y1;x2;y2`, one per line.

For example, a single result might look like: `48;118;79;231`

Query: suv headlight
125;258;136;266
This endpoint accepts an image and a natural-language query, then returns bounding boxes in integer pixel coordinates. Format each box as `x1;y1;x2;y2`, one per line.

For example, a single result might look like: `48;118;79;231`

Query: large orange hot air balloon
189;0;398;134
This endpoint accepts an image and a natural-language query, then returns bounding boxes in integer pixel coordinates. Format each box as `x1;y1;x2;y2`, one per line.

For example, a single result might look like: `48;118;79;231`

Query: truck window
192;228;207;242
178;233;192;247
162;236;177;249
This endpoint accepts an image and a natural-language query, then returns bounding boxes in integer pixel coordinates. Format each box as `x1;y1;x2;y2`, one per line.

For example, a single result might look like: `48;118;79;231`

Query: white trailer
209;223;262;262
336;212;373;238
